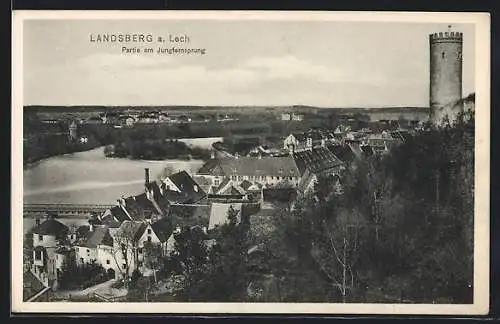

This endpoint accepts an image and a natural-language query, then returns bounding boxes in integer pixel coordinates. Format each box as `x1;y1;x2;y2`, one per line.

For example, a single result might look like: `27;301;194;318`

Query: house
200;156;301;191
177;115;192;123
31;216;69;281
118;115;136;127
363;134;402;155
101;112;120;124
210;178;246;196
162;170;207;203
158;112;172;123
101;168;170;224
106;220;164;279
283;133;308;151
292;113;304;121
292;146;344;179
281;112;291;121
326;144;357;166
74;225;114;266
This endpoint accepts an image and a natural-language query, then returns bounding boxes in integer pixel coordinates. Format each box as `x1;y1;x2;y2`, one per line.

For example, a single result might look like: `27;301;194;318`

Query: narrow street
53;279;128;301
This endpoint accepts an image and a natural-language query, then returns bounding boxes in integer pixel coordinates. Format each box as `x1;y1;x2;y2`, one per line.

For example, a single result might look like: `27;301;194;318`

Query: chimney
145;168;150;186
89;223;94;232
118;196;126;208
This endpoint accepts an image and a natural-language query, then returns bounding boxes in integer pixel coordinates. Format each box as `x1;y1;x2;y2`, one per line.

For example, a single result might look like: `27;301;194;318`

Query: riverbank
23;147;205;205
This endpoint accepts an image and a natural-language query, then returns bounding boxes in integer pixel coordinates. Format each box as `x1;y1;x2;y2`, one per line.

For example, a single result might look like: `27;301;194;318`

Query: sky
22;19;475;107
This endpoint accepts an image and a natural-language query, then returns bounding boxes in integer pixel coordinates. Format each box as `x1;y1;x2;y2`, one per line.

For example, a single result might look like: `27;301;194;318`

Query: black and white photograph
12;11;490;314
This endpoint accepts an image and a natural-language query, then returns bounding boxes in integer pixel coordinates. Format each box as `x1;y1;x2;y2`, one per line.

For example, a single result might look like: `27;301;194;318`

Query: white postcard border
11;10;491;315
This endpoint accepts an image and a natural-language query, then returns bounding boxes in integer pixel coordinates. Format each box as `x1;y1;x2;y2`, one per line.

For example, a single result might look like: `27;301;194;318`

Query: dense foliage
58;261;110;290
165;113;474;303
104;139;211;161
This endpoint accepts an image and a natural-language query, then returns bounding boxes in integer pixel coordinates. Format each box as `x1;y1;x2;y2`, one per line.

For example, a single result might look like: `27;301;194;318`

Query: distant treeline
104;139;211;161
23;133;100;165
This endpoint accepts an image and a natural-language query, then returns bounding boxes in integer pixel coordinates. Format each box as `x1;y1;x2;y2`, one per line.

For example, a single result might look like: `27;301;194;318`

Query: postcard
11;10;490;315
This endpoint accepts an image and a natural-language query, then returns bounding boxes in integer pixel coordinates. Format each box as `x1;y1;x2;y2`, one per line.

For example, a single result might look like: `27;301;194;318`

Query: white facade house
105;221;164;279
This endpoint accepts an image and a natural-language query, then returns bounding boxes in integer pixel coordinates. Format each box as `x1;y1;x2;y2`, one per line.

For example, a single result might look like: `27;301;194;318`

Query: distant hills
23;105;430;115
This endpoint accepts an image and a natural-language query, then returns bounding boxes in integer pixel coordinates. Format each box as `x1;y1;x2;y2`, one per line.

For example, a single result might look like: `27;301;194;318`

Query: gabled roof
23;271;48;302
289;133;308;142
115;221;148;243
327;144;356;164
122;193;162;221
167;171;207;202
32;218;68;237
76;226;114;248
240;179;253;191
110;205;130;222
151;218;174;243
191;175;214;194
197;159;221;175
297;168;316;194
217;157;300;177
293;147;343;175
164;189;192;204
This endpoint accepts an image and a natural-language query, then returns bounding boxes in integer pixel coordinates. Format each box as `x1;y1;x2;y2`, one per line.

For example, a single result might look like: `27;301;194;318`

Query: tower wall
429;31;463;126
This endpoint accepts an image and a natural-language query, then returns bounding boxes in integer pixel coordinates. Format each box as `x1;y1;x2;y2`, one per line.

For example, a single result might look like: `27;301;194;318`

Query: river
23;146;207;206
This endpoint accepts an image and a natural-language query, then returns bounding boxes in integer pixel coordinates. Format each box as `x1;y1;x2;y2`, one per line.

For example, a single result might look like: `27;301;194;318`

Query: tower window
442;52;445;59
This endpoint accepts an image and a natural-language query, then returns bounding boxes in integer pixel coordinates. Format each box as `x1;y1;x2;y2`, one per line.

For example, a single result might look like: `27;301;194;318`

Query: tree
111;229;137;288
143;241;164;283
170;227;210;301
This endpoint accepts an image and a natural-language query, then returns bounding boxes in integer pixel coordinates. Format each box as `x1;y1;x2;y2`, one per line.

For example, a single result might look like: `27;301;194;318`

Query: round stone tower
429;27;463;126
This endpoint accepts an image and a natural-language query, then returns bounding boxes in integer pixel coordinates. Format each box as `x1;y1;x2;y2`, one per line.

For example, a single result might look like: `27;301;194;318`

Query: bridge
23;203;116;217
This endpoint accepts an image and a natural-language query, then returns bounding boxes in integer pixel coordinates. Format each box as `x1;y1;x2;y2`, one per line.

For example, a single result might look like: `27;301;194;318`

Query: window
38;234;43;241
35;250;42;260
138;261;143;267
147;236;152;243
123;263;127;269
138;248;143;254
80;258;84;263
147;229;151;235
106;260;110;265
442;52;445;59
87;249;90;253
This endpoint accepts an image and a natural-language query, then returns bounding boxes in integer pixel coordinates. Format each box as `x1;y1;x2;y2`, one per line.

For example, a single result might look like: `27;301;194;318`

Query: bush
58;262;109;290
